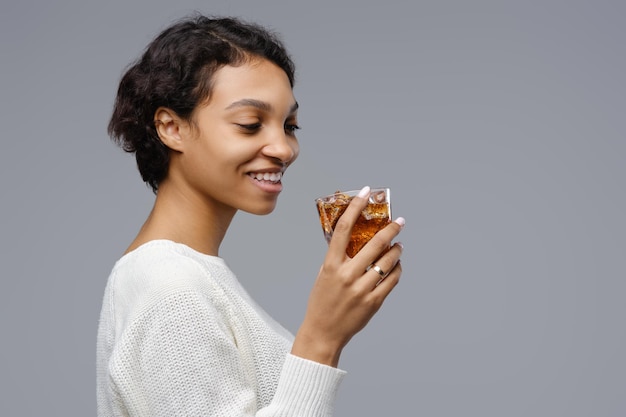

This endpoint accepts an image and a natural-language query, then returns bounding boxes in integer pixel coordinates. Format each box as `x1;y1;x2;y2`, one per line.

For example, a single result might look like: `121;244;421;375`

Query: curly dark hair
108;15;296;192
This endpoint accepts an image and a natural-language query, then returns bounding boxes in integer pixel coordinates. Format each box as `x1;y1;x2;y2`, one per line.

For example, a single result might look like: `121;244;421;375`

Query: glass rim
314;187;390;203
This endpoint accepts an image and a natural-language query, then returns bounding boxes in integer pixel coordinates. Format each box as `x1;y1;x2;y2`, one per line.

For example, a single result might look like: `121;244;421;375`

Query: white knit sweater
97;240;346;416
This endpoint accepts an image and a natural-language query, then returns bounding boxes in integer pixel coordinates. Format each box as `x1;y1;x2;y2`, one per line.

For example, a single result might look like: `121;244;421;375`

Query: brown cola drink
315;188;391;258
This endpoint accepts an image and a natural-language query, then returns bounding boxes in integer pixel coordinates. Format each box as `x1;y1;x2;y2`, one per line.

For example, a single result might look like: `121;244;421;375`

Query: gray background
1;0;624;416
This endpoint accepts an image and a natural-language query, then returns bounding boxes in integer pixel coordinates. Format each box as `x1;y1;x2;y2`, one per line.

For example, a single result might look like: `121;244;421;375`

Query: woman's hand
292;186;405;367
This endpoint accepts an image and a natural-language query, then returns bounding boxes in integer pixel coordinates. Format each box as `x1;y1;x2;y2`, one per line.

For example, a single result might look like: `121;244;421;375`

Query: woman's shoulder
101;241;237;347
116;239;225;270
107;239;230;303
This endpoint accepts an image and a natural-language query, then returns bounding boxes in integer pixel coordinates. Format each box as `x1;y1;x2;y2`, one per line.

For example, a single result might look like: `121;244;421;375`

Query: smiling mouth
248;172;283;183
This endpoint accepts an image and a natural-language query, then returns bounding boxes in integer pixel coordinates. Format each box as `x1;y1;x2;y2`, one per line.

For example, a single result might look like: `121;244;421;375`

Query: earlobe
154;107;186;152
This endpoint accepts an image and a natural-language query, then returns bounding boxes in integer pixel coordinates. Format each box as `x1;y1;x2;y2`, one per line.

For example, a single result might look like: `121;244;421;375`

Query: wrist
291;329;343;368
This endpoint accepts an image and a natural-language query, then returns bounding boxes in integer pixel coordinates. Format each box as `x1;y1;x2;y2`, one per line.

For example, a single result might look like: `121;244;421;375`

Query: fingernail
357;186;370;198
394;217;405;228
396;242;404;250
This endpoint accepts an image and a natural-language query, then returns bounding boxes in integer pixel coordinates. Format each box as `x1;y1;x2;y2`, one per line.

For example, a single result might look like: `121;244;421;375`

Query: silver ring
371;264;386;277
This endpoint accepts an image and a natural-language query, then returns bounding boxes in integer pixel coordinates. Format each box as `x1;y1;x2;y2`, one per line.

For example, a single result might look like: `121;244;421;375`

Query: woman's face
170;58;300;216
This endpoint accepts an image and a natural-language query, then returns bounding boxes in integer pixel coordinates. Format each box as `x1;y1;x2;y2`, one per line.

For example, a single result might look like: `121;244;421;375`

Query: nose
262;129;299;165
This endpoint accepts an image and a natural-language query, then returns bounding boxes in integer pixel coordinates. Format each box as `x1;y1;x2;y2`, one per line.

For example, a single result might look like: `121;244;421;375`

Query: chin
243;202;277;216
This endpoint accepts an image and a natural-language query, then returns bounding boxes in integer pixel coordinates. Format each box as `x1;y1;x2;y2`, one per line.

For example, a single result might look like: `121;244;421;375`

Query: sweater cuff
267;353;347;417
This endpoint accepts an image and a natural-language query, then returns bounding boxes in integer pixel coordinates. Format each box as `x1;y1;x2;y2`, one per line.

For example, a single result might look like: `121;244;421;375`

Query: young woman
97;15;405;417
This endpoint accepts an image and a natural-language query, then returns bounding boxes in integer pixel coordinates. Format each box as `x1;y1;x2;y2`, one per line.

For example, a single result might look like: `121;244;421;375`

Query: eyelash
237;123;262;132
237;123;301;135
284;123;301;135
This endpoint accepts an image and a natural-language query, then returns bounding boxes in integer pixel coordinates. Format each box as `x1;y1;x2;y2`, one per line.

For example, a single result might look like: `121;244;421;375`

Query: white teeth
250;172;282;183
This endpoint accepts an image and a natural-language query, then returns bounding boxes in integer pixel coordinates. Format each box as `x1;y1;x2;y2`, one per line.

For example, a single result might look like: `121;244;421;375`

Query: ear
153;107;189;152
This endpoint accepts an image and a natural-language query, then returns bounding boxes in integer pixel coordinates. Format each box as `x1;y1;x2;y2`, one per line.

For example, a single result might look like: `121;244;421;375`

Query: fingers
322;185;405;298
365;242;403;288
372;257;402;294
325;186;371;264
352;216;405;271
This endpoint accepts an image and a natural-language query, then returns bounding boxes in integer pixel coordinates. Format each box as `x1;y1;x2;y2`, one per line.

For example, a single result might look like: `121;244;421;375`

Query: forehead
208;59;296;109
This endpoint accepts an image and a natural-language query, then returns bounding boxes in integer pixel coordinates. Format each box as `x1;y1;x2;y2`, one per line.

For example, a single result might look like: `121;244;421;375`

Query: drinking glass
315;188;391;257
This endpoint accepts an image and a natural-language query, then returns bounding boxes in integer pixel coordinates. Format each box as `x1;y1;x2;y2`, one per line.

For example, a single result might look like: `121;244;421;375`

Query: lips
247;171;283;183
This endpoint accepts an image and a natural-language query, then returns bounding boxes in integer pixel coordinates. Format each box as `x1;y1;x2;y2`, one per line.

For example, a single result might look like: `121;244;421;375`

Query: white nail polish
394;217;405;228
357;186;370;198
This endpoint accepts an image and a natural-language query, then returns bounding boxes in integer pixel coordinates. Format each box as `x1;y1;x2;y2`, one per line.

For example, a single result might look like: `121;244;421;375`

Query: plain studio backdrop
1;1;624;416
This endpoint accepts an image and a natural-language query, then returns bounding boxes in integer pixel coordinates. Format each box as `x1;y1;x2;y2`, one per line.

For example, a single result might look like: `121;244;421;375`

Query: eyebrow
225;98;299;113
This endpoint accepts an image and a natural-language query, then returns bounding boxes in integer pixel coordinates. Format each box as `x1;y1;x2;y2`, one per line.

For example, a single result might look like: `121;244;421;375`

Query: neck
126;178;236;257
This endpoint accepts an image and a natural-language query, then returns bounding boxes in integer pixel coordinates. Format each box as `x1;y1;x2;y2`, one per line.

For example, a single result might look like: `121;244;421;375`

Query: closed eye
236;123;262;133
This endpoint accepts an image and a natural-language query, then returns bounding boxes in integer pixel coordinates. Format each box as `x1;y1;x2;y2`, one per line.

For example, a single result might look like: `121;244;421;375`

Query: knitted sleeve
106;289;344;417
